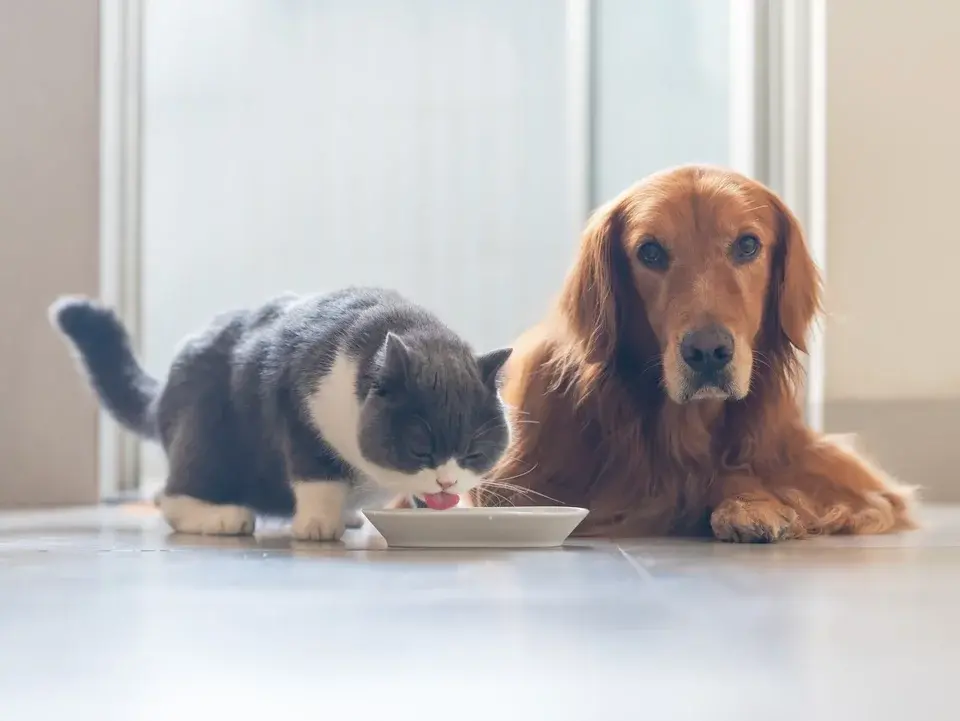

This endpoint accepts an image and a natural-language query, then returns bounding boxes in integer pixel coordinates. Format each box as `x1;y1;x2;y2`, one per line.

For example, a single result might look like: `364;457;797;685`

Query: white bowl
361;507;589;549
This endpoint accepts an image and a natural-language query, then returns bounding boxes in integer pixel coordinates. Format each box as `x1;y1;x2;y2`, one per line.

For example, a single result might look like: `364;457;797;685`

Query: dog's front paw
291;514;345;542
710;497;804;543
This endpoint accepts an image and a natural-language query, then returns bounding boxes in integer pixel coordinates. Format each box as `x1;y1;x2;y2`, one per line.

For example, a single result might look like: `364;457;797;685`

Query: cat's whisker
505;418;540;427
476;488;512;506
478;483;525;506
468;409;537;446
481;475;566;506
483;487;540;508
502;402;532;417
486;462;539;484
486;485;562;506
487;488;525;508
483;482;531;496
468;416;508;444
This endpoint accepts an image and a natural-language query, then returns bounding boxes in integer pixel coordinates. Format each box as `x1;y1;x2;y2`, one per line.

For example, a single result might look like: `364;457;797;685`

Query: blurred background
1;0;955;507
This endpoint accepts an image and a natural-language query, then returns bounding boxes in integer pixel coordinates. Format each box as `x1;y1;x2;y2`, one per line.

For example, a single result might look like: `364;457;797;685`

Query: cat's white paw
160;495;256;536
292;480;348;542
344;509;365;529
291;514;345;542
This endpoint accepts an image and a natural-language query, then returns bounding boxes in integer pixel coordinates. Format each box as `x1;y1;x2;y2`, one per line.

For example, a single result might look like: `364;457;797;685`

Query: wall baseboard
825;398;960;502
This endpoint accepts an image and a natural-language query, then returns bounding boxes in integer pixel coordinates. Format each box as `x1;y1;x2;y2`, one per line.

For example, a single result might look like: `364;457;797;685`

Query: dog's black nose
681;325;734;375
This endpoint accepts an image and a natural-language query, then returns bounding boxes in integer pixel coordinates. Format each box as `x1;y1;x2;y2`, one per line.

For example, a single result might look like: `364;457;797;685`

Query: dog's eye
637;240;669;270
732;234;761;263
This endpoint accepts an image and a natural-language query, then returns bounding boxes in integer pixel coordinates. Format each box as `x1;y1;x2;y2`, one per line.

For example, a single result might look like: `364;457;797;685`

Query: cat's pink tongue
421;492;459;510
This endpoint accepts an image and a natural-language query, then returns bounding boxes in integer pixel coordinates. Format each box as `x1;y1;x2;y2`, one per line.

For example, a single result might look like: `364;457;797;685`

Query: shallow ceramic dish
361;507;589;549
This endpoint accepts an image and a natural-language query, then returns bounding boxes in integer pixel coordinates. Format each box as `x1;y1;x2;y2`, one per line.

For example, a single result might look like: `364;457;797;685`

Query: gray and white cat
52;288;512;540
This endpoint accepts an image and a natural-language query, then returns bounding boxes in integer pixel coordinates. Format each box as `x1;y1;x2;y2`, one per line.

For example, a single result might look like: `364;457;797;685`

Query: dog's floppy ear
769;192;821;353
559;199;626;363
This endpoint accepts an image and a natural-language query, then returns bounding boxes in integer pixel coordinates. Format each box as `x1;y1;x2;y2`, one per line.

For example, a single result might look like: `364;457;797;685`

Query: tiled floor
1;505;957;720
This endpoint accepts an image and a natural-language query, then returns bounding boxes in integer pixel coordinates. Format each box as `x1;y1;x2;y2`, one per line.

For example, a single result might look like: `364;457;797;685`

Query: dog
473;165;916;542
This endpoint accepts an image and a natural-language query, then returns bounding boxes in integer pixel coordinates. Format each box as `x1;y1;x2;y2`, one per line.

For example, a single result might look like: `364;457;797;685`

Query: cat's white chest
305;351;368;472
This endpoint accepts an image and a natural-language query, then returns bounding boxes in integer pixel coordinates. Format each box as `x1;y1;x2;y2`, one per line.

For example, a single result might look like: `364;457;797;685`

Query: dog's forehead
622;171;774;248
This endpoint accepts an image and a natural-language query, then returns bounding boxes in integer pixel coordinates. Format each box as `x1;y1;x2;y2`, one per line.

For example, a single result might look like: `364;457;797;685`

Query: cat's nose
436;479;456;491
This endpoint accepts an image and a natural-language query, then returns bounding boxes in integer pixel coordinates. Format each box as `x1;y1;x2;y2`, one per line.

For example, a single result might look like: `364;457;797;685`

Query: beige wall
0;1;100;507
824;0;960;497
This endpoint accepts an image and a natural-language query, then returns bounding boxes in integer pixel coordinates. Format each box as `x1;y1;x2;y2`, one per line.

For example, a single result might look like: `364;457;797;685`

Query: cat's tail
50;296;161;440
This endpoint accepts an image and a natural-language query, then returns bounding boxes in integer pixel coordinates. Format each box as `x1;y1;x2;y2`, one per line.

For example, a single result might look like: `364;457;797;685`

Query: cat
51;287;512;541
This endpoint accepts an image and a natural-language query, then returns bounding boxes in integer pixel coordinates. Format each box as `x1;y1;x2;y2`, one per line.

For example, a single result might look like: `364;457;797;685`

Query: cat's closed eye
407;423;434;462
462;450;485;464
411;450;433;463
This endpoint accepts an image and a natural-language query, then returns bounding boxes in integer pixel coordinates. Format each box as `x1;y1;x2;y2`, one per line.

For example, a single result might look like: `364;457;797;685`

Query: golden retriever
473;165;915;542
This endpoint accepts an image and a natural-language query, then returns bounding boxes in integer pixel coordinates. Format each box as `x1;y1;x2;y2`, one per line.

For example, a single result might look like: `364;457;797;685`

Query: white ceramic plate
361;507;589;549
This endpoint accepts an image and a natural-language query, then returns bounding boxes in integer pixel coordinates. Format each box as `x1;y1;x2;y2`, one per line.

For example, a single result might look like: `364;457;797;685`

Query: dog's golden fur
474;165;915;541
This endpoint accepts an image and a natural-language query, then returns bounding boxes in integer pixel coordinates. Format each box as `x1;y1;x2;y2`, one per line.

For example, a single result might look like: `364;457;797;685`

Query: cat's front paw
291;514;345;542
291;480;348;541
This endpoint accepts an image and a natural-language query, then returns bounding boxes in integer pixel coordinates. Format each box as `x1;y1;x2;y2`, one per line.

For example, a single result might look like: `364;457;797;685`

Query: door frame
98;0;144;498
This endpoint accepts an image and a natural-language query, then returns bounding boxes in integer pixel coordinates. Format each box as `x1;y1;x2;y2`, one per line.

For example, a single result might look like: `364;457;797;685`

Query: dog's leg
774;435;917;536
711;437;917;542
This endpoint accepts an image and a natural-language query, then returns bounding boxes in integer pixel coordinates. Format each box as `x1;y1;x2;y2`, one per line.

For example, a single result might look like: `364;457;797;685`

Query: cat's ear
477;347;512;389
376;332;412;394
